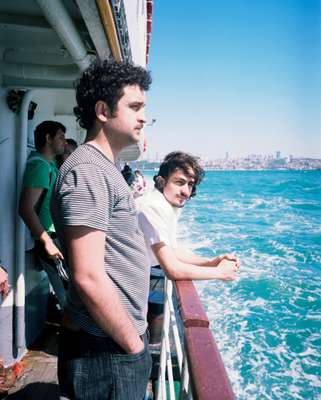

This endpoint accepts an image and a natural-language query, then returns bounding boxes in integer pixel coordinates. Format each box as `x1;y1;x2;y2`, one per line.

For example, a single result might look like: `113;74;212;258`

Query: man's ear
156;176;165;190
95;101;109;123
45;133;51;144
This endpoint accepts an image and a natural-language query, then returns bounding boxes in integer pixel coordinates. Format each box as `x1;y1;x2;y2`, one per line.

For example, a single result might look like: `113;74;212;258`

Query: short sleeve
58;164;113;231
23;160;51;189
138;207;171;247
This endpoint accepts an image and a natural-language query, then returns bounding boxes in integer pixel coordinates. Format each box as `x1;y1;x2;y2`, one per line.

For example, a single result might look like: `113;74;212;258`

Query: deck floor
5;324;59;400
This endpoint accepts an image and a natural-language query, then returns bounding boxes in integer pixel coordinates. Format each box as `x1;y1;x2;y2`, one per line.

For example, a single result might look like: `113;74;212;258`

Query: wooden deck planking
5;324;59;400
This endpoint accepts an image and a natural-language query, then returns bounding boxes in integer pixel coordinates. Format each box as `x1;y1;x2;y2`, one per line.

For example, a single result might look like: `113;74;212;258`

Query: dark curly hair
74;59;152;130
154;151;205;198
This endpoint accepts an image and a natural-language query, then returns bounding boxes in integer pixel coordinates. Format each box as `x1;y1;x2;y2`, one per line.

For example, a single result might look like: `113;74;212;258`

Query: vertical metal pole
180;353;191;400
14;90;34;353
156;277;171;400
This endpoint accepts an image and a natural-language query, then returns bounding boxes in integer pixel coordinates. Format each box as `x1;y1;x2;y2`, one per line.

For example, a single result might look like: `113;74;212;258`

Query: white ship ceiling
0;0;148;161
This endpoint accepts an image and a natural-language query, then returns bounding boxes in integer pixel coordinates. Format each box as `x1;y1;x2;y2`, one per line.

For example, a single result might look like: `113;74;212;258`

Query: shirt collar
152;189;182;218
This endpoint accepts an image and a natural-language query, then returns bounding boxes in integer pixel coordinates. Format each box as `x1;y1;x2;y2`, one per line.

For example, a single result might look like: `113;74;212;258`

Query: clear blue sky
146;0;320;160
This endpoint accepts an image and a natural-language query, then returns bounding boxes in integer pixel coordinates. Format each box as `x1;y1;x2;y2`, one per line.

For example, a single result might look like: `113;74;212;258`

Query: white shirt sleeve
136;190;180;266
138;207;171;246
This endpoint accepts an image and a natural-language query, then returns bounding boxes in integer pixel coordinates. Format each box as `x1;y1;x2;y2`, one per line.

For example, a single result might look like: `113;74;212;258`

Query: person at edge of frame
0;260;9;299
51;59;153;400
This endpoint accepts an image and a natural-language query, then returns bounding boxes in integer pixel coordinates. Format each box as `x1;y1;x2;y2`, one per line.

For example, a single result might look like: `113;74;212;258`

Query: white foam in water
298;347;319;357
272;220;293;233
249;297;267;307
291;198;319;206
222;199;243;208
181;237;212;251
268;240;307;263
287;385;302;399
312;254;321;263
248;198;266;208
213;231;249;240
207;222;239;232
196;262;321;399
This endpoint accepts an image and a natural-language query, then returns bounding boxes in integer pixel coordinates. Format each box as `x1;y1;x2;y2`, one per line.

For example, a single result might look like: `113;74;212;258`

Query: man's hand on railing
214;259;239;281
206;253;241;269
218;253;240;268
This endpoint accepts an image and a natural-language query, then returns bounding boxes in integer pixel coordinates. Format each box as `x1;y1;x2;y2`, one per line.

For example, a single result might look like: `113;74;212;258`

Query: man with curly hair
51;59;152;399
137;151;240;282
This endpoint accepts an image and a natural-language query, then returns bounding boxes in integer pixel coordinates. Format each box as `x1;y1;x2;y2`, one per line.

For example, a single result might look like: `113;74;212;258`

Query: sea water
145;170;321;400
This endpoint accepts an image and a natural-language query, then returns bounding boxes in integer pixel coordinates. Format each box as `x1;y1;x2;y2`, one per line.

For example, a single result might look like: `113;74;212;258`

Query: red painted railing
175;281;235;400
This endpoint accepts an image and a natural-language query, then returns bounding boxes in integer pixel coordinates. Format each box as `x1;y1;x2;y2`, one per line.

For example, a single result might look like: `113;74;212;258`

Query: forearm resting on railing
152;243;238;281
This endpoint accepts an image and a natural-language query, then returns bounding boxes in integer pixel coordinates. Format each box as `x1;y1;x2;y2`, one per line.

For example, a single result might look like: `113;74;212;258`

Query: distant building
189;153;320;171
276;151;281;160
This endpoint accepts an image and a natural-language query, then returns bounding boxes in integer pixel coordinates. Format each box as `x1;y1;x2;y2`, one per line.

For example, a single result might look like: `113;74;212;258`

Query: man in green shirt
19;121;67;309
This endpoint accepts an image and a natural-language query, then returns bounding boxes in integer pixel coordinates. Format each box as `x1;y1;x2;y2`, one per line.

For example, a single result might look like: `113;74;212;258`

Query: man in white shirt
137;151;240;281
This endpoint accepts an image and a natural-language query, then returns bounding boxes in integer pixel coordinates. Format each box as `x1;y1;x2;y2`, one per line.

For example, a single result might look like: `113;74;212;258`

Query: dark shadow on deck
4;324;59;400
6;382;59;399
29;323;59;357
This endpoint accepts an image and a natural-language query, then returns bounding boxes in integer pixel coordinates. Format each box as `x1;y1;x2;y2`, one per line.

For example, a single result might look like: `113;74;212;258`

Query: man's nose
181;184;190;197
138;109;146;124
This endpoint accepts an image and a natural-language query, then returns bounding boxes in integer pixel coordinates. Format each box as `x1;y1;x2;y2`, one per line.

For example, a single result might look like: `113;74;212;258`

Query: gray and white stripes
51;144;149;336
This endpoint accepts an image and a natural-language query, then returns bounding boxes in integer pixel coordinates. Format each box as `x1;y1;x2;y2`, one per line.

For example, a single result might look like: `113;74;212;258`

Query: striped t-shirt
51;144;150;336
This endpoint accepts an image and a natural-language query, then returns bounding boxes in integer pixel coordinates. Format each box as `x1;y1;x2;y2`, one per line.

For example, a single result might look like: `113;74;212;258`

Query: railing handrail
175;281;209;328
175;280;235;400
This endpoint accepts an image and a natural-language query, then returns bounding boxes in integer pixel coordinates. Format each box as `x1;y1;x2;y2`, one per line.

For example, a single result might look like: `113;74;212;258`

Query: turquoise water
146;170;321;400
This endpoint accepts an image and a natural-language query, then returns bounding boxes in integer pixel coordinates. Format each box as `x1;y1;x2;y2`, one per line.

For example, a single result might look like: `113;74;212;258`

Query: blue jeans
58;328;152;400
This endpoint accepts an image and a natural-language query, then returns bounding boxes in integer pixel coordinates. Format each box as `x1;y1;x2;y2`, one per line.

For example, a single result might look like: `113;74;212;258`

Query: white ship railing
155;277;235;400
155;277;192;400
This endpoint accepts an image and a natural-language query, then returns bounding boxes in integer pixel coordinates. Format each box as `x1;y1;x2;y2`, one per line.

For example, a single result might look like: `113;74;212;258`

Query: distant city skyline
146;1;321;160
144;150;321;162
139;152;321;171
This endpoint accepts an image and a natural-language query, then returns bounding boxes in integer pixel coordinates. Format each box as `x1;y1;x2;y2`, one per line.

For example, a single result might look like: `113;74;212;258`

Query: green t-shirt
22;151;58;234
